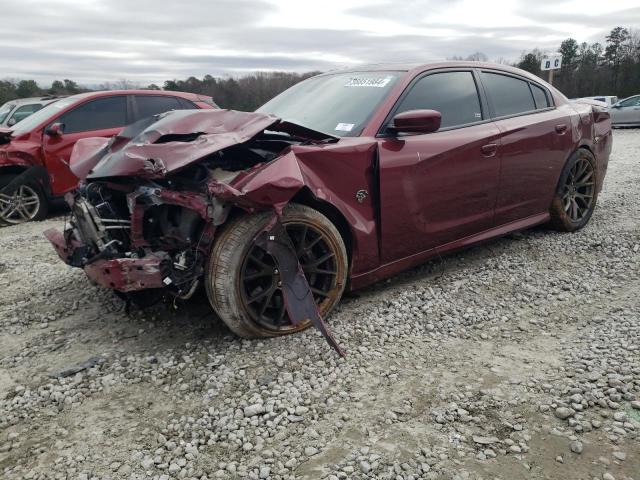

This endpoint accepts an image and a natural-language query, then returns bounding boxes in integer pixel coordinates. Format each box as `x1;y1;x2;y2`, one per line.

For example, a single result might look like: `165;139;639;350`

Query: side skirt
349;212;550;290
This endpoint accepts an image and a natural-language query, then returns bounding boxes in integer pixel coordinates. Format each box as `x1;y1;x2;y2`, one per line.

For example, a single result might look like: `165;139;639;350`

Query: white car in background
611;95;640;127
577;95;619;108
0;96;63;128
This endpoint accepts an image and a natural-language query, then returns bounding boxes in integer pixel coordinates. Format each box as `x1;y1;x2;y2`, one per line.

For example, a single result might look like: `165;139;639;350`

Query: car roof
2;96;64;107
64;89;212;103
319;61;557;86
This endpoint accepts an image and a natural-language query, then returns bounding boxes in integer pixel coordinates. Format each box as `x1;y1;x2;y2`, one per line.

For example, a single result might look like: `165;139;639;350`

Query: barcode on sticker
344;76;392;88
335;123;355;132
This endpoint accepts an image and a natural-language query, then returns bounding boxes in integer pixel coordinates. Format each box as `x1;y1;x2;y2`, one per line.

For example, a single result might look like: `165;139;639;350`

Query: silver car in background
0;96;63;128
611;95;640;127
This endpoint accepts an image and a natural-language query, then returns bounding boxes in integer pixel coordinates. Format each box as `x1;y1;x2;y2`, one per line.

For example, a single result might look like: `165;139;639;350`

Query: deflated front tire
205;204;348;338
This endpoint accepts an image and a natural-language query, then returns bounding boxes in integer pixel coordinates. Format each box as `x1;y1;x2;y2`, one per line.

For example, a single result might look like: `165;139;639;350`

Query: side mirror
45;123;64;136
7;118;16;127
389;109;442;135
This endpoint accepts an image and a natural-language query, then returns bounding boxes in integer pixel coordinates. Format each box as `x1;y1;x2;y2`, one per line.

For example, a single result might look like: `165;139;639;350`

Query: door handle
480;143;497;157
555;124;568;134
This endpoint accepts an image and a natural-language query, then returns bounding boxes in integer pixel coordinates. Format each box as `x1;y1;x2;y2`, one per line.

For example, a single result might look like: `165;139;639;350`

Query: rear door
41;95;129;195
479;70;573;225
377;69;502;261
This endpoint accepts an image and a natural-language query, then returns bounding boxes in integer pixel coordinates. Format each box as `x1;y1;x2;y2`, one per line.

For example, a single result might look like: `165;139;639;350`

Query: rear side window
134;95;182;120
395;71;482;129
178;98;198;109
531;84;550;109
481;72;536;117
59;96;127;134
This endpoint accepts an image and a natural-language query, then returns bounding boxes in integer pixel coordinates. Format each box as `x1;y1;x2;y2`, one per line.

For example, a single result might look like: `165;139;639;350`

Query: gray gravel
1;130;639;480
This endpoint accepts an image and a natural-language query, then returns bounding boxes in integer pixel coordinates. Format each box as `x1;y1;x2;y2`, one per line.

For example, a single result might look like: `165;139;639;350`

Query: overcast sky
2;0;639;86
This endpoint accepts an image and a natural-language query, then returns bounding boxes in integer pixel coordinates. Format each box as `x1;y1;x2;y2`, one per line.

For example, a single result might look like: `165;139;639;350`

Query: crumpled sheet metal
208;150;306;214
255;218;345;356
83;254;169;292
70;110;281;180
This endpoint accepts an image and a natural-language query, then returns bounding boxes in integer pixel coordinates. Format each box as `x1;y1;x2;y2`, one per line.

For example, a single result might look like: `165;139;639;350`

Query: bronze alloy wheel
550;149;598;232
206;204;348;338
239;222;342;332
561;156;595;223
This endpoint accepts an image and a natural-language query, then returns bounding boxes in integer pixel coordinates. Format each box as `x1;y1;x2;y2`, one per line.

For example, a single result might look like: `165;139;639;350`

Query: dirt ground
1;130;639;480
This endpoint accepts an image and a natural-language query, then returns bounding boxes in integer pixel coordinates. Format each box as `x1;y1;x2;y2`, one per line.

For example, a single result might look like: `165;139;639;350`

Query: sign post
541;54;562;85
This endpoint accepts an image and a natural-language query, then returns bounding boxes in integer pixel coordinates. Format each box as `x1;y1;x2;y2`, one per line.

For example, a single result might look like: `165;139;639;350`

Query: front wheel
205;204;348;338
549;149;598;232
0;176;49;225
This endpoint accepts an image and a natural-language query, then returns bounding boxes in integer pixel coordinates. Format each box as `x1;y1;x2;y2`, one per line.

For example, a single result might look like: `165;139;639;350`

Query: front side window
10;96;77;135
393;71;483;129
134;95;182;121
257;71;402;137
619;96;640;107
481;72;536;117
58;96;127;134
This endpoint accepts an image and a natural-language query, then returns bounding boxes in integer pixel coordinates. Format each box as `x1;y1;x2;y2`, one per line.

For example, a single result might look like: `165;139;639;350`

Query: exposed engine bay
56;128;308;298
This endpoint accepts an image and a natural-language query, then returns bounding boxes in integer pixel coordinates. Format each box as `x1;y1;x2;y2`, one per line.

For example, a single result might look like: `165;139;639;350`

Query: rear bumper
44;227;169;293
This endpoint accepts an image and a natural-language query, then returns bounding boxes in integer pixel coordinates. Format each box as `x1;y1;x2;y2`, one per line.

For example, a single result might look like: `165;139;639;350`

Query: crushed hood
71;109;337;180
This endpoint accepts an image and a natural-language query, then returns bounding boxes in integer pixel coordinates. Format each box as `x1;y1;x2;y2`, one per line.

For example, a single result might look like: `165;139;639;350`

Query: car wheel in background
549;149;598;232
205;203;348;338
0;175;49;225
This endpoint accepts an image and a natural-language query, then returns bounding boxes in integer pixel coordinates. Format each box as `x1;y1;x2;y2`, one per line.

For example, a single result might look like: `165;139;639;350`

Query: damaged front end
44;109;347;353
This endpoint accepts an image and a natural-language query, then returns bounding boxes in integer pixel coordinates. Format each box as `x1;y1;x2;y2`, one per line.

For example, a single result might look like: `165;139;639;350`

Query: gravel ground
1;130;639;480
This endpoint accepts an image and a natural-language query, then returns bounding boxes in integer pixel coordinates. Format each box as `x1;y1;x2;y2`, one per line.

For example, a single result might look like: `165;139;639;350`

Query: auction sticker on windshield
344;76;393;88
335;123;355;132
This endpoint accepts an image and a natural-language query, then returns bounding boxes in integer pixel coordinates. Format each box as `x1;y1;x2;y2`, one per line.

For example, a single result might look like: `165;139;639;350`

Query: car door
612;95;640;124
377;69;502;262
41;95;129;195
131;95;185;122
479;70;574;225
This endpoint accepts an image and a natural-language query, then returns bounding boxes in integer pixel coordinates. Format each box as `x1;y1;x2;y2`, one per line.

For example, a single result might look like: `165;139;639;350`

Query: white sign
541;55;562;71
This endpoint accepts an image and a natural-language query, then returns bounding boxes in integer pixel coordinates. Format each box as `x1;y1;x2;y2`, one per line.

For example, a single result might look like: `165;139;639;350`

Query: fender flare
0;165;51;198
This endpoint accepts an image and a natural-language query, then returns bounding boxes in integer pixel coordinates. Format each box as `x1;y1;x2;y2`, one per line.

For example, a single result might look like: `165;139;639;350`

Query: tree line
1;26;638;111
516;27;640;98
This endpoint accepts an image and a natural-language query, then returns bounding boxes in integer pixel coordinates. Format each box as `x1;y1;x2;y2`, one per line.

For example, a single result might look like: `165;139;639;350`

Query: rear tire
549;149;598;232
205;204;348;338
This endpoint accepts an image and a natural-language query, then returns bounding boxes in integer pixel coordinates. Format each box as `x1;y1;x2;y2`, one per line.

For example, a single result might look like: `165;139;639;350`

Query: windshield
10;96;78;134
257;71;402;137
0;103;14;124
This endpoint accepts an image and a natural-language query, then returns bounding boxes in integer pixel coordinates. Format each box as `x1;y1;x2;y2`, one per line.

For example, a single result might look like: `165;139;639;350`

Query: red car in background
0;90;216;224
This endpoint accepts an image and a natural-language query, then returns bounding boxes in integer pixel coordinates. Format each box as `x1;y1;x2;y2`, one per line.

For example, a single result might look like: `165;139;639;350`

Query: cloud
0;0;634;86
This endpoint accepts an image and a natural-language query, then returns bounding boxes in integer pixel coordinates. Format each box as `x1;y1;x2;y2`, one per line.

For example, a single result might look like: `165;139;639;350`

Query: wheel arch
290;187;354;267
0;165;52;198
220;189;354;268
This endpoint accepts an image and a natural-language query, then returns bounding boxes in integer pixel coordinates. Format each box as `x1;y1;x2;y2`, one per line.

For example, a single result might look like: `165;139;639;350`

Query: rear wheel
549;149;598;232
0;176;49;225
206;204;348;338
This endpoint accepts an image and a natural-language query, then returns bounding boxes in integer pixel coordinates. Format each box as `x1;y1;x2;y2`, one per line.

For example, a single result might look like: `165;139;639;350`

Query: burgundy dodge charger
45;62;612;351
